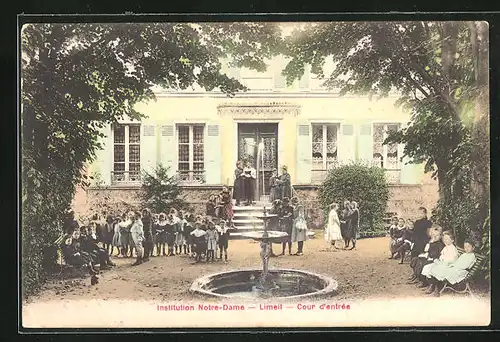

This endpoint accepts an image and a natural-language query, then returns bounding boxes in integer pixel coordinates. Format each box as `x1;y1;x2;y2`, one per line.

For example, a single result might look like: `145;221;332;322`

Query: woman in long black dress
349;201;360;250
340;200;353;249
233;160;245;206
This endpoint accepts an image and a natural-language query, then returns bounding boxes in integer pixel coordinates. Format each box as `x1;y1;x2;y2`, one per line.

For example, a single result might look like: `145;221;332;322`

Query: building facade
74;59;439;225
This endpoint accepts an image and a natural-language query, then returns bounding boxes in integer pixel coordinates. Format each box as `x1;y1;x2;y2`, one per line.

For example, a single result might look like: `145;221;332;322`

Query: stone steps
229;202;272;239
228;201;315;240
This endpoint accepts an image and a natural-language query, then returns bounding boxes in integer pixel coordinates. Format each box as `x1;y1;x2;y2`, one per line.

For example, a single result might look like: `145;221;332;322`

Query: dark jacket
411;218;433;256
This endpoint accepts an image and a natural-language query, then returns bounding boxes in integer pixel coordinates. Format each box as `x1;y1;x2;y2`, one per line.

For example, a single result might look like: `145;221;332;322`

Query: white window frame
176;124;205;184
112;123;141;184
311;123;340;170
372;122;401;170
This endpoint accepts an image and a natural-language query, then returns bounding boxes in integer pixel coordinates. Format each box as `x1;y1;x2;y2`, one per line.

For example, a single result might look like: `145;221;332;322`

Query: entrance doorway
238;123;278;201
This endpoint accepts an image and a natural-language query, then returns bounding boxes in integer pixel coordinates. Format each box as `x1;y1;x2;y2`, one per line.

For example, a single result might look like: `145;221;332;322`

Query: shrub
141;164;191;214
319;162;390;232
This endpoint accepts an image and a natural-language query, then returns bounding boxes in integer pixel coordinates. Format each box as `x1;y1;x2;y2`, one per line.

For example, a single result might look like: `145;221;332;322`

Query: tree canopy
280;21;489;245
20;22;282;296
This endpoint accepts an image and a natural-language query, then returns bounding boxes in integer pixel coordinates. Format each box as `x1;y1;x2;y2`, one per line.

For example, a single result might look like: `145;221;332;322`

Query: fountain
189;207;338;299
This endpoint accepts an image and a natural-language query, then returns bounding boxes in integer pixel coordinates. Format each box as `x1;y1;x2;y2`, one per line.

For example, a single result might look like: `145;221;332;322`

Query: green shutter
140;124;157;176
296;123;312;184
204;123;221;184
97;124;112;186
338;124;356;164
160;124;176;177
358;124;373;166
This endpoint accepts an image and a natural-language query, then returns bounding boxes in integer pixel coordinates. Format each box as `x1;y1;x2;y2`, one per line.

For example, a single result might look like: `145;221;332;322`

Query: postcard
20;19;491;329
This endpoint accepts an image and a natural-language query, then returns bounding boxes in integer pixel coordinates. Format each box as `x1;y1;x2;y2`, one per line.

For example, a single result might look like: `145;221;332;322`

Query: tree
280;21;489;243
20;22;282;297
141;164;190;213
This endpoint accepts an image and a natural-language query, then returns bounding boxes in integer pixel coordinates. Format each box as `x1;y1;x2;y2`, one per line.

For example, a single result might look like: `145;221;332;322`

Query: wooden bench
439;247;486;297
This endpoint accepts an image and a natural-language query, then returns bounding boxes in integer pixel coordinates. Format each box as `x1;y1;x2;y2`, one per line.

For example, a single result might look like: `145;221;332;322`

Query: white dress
422;244;459;277
325;209;343;242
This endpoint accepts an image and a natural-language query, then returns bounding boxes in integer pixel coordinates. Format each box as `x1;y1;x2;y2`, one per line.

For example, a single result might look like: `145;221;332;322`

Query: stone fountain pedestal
189;208;338;299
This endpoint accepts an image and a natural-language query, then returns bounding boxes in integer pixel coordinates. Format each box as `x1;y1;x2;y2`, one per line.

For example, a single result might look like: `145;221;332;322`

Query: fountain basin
189;268;338;299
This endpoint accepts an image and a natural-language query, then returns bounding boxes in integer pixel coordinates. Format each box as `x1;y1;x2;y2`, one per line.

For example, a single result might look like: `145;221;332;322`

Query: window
112;124;141;183
177;124;205;183
311;124;339;183
373;123;401;182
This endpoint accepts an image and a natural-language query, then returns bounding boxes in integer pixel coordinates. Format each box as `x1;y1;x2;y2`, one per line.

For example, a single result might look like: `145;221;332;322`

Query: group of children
388;207;479;297
78;207;232;265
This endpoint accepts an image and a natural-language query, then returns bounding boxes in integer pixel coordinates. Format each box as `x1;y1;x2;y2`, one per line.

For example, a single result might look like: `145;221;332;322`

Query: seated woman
423;239;477;296
389;218;406;259
79;226;116;269
420;230;459;291
407;227;444;284
61;230;97;275
394;219;414;264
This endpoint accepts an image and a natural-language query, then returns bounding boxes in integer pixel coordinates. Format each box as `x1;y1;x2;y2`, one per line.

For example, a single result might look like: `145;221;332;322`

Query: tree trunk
470;21;490;236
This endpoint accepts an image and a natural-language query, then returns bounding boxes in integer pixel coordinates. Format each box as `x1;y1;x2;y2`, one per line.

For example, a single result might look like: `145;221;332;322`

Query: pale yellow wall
89;92;416;186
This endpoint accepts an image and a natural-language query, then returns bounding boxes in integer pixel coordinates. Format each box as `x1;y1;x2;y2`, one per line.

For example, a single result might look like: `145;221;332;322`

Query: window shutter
338;124;356;164
97;124;113;186
204;123;222;184
140;124;157;177
357;124;373;165
295;122;312;184
160;124;176;177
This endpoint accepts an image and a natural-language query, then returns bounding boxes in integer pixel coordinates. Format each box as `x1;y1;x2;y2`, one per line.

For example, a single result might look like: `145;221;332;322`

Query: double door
238;123;278;200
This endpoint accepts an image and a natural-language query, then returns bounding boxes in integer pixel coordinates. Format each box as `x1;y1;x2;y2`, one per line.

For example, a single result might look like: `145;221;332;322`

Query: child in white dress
425;239;477;296
325;203;343;249
421;230;459;289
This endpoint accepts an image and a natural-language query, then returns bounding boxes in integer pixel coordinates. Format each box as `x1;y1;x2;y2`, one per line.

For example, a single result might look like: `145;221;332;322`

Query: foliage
141;164;190;214
21;23;282;298
281;21;489;256
21;165;81;298
318;162;390;232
